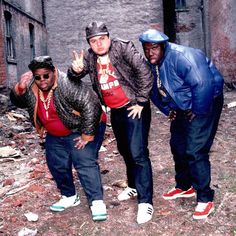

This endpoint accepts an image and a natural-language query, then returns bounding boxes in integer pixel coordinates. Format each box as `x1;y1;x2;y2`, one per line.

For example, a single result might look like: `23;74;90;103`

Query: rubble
112;180;128;188
18;227;37;236
0;89;235;235
24;212;39;222
226;101;236;108
0;146;22;159
0;94;9;115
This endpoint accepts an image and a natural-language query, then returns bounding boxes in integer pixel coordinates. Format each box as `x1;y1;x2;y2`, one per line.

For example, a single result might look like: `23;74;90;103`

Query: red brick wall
0;5;7;87
210;0;236;84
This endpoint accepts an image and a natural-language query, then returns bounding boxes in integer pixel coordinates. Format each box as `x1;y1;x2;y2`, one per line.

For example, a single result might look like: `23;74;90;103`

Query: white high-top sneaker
90;200;107;221
137;203;154;224
50;194;80;212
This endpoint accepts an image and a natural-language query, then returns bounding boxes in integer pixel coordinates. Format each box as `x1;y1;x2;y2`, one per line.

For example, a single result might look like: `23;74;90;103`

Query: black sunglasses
34;73;50;81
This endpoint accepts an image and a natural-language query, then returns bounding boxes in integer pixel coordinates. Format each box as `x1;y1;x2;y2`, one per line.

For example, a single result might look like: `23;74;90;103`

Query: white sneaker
90;200;107;221
117;187;137;201
50;194;80;212
137;203;154;224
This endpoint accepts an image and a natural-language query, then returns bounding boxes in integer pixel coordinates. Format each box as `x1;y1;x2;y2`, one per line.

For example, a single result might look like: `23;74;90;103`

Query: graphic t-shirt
97;55;129;108
37;91;71;136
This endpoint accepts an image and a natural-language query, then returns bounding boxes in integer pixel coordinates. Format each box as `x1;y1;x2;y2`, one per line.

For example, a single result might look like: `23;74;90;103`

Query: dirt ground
0;89;236;236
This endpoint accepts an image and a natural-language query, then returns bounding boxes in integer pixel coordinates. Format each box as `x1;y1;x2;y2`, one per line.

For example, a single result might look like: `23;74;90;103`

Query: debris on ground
0;90;236;235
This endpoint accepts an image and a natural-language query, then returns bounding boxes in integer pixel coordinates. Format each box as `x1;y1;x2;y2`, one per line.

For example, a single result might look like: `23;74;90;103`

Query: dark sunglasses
34;73;50;81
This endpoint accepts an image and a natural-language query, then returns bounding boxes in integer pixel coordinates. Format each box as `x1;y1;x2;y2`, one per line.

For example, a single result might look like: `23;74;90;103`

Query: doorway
163;0;176;42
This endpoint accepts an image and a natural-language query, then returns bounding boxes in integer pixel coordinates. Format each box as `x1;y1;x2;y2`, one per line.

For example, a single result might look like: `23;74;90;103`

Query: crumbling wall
0;0;47;88
209;0;236;84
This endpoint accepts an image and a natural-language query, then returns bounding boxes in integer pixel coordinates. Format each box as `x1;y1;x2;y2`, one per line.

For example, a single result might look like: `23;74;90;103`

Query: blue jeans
45;122;106;205
111;102;153;204
170;94;223;202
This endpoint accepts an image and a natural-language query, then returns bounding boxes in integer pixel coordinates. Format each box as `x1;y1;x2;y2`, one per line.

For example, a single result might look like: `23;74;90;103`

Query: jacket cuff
67;67;80;80
137;101;148;106
15;83;26;95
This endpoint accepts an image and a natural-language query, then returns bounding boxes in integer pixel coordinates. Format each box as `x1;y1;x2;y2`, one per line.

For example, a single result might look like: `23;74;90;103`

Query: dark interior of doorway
163;0;176;42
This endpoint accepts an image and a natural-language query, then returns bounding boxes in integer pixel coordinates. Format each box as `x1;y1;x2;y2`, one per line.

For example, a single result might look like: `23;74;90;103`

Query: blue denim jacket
150;42;224;116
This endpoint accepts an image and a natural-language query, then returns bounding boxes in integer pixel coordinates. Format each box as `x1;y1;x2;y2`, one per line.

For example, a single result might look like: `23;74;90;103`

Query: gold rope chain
39;89;53;119
156;66;167;97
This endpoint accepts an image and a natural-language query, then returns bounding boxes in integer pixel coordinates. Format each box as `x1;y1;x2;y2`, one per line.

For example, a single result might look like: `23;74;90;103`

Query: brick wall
0;3;7;87
0;30;7;88
1;0;236;86
209;0;236;84
1;0;47;88
175;0;205;51
44;0;163;72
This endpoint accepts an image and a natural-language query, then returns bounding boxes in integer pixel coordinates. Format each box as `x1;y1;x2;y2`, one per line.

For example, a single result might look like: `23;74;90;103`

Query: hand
168;110;177;121
127;104;143;119
184;109;196;122
17;71;33;94
73;136;88;149
72;50;84;74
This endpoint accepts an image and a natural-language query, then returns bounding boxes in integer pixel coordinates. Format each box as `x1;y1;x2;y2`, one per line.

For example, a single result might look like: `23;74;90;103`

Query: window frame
29;23;36;60
4;11;16;62
175;0;189;12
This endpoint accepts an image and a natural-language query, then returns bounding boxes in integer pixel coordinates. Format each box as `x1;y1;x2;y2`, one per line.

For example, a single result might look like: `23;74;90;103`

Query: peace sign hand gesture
72;50;84;74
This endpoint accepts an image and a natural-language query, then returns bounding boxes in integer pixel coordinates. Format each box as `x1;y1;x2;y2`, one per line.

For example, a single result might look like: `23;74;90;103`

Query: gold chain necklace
156;66;167;97
39;89;53;119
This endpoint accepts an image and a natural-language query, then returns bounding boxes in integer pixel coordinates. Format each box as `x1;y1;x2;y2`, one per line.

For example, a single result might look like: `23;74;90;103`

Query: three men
10;24;224;224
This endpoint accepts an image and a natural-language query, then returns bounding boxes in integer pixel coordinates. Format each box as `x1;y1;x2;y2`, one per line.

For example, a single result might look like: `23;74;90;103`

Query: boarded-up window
29;23;35;60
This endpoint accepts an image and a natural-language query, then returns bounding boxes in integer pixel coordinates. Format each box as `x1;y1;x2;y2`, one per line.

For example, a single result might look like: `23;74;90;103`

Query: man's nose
97;40;102;47
149;49;154;56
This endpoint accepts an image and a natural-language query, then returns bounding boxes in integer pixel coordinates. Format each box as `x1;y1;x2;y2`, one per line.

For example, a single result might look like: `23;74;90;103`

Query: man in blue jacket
139;29;224;220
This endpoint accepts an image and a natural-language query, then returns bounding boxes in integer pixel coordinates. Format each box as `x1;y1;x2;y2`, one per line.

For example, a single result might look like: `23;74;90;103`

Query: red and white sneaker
162;187;195;200
193;202;214;219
